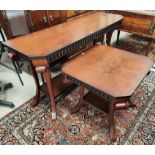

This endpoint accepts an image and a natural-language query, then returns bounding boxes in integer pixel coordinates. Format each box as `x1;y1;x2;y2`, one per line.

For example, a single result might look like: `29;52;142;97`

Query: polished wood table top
62;45;153;98
2;11;123;60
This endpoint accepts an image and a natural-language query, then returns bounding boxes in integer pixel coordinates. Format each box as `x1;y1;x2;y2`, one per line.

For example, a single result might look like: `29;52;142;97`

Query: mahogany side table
62;45;153;141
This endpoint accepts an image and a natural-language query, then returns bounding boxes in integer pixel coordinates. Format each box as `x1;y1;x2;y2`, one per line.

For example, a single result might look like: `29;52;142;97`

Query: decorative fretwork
65;75;113;101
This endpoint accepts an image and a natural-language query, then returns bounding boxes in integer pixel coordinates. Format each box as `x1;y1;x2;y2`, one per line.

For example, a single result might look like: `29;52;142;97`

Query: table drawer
121;16;155;35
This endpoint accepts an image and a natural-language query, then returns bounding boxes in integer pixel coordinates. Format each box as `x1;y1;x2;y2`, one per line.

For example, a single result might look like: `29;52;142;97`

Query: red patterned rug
44;73;155;144
0;34;155;145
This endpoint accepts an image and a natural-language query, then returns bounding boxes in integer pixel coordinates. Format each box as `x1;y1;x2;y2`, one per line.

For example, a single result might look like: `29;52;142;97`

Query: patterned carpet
0;34;155;145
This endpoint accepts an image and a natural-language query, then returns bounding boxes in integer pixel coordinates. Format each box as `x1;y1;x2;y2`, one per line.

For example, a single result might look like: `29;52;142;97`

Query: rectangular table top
2;11;123;60
62;45;153;98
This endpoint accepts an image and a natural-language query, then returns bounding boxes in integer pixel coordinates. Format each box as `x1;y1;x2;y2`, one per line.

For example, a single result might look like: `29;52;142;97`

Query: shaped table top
62;45;153;97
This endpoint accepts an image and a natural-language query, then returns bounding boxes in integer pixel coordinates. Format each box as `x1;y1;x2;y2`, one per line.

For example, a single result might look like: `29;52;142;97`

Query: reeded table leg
70;87;84;114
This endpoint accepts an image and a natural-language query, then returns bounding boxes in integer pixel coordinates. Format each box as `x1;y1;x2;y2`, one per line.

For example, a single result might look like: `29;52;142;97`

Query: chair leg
70;87;84;114
109;99;117;142
116;30;120;45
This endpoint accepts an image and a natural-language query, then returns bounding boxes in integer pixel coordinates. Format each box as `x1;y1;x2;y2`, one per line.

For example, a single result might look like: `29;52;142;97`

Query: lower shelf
41;73;76;102
84;92;109;113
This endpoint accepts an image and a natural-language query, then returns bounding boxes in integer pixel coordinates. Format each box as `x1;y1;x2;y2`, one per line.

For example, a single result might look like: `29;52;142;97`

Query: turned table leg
70;87;84;114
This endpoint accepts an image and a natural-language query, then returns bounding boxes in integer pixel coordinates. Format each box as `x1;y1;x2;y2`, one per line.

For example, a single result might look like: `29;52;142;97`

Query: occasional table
62;45;153;141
